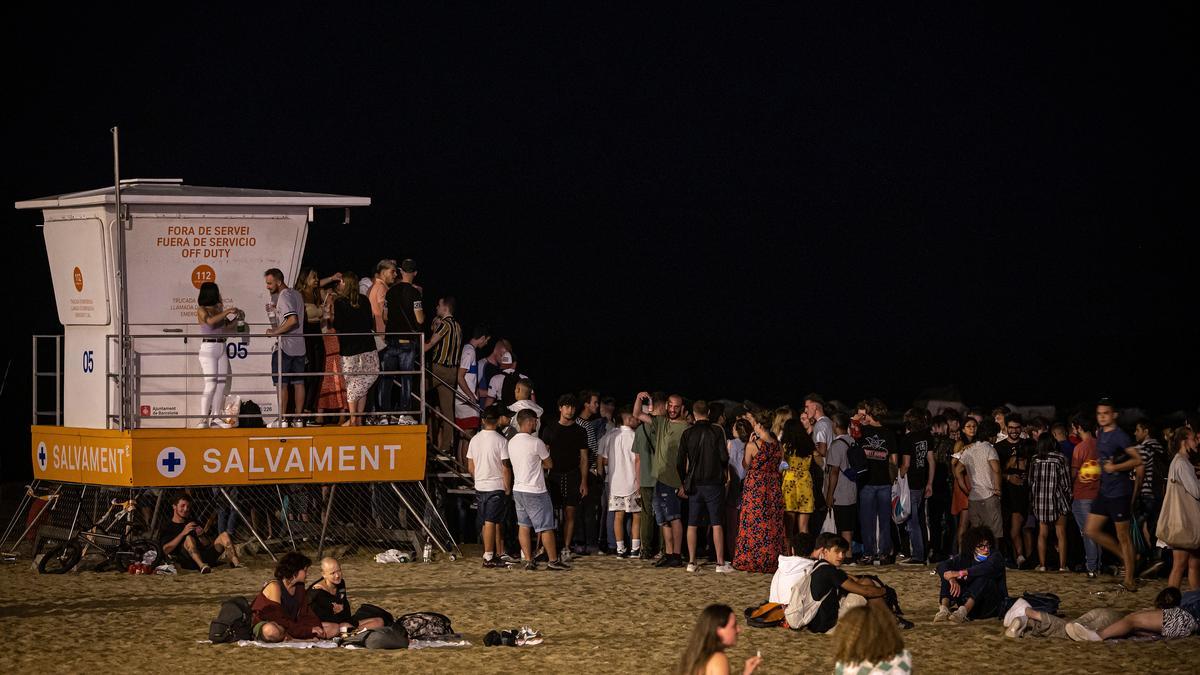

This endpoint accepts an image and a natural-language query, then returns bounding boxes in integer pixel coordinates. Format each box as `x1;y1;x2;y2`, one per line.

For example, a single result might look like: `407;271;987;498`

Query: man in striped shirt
427;296;463;454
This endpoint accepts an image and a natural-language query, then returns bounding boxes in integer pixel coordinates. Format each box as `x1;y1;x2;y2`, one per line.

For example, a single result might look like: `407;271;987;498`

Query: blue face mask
974;552;988;562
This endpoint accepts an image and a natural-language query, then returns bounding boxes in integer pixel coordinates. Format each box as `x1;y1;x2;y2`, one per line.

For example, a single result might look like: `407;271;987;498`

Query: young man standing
824;412;859;559
600;408;642;558
899;408;935;565
426;296;463;454
539;394;589;562
633;392;666;559
677;400;731;572
467;408;512;567
1133;420;1166;571
1084;399;1142;590
804;393;834;459
857;399;899;565
962;420;1004;551
507;409;569;571
633;391;690;568
264;268;305;427
1069;414;1102;577
455;326;492;441
381;259;423;420
576;390;607;554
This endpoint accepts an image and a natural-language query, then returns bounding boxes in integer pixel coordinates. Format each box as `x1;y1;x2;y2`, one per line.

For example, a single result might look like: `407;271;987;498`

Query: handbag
821;509;837;534
1156;476;1200;550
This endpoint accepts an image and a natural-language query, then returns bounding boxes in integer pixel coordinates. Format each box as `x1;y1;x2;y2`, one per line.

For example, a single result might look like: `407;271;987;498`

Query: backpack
835;437;868;483
341;624;409;649
397;612;455;640
500;372;524;408
784;560;833;629
208;596;253;643
744;602;786;628
239;400;265;428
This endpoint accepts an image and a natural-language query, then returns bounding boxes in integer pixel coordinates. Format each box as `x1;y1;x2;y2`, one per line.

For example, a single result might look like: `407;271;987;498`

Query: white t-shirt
598;426;620;484
604;427;639;497
769;554;818;604
466;429;508;492
455;343;479;419
507;399;543;433
812;416;834;450
961;441;1000;501
507;432;549;494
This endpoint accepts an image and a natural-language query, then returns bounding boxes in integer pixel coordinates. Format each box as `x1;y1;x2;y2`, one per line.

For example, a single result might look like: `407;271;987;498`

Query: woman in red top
251;552;345;642
733;409;786;573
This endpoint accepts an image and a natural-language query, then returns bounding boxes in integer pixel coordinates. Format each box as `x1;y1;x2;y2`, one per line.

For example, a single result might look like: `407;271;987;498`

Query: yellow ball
1078;459;1101;482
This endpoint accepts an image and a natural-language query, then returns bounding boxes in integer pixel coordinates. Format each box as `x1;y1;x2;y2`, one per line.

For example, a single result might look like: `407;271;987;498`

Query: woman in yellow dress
780;417;816;538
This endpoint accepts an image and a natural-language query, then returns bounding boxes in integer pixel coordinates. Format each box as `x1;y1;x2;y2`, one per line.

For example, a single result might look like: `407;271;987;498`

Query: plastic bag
222;394;241;428
821;509;837;534
891;475;911;524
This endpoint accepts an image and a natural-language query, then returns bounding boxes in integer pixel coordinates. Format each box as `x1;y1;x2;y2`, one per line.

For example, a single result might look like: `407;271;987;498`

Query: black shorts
548;471;582;509
1090;493;1131;523
477;490;506;524
833;504;858;533
172;536;222;570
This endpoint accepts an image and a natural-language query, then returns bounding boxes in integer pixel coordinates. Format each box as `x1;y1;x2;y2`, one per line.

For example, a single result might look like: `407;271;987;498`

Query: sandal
200;565;213;574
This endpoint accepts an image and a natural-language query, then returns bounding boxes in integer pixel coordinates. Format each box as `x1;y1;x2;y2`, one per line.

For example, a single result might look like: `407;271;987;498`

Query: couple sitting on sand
765;532;913;633
251;553;392;642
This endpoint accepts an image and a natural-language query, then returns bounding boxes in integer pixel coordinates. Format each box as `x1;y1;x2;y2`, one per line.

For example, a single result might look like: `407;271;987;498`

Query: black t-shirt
901;428;932;489
678;423;729;486
383;282;423;336
308;580;351;623
859;425;898;486
332;298;375;356
807;562;848;633
158;519;190;550
994;439;1021;468
540;421;588;475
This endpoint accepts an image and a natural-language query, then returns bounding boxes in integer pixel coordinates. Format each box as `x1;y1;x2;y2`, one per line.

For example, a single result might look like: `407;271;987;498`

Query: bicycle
37;498;162;574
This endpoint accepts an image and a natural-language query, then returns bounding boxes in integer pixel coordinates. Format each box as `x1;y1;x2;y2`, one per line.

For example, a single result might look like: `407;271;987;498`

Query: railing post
31;336;37;425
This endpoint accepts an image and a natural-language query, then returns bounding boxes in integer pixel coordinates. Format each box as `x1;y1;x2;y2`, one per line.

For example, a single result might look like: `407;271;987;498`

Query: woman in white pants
196;282;239;428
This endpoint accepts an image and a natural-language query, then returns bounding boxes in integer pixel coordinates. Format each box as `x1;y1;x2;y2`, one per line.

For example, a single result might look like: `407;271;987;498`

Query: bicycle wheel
115;539;163;570
38;542;82;574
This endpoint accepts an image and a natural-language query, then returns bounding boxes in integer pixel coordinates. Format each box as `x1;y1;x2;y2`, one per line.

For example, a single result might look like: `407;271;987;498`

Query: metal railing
31;335;63;426
98;330;427;429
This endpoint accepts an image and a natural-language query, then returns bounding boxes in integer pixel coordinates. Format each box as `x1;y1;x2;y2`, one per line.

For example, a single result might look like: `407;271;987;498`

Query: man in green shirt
633;392;666;559
633;391;690;568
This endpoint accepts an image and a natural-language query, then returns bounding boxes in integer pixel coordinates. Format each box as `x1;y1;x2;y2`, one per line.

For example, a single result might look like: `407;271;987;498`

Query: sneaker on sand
933;606;952;622
949;606;970;624
546;560;571;571
482;558;497;568
1003;598;1031;638
667;555;684;568
616;549;629;559
1066;622;1101;642
560;549;573;563
653;555;672;568
524;561;539;571
714;563;734;573
686;562;699;573
499;554;517;564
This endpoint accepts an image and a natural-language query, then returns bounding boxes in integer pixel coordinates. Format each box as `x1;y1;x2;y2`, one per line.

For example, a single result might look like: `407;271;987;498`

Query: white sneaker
949;606;970;624
714;563;733;573
560;549;572;563
211;419;232;429
398;415;418;425
266;419;288;428
193;421;210;429
933;606;952;622
1035;565;1047;572
1003;598;1030;628
686;562;698;573
1066;622;1101;642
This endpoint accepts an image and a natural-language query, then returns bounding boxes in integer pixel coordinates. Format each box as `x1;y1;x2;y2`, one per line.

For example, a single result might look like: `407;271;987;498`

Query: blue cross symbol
38;446;47;464
161;452;182;473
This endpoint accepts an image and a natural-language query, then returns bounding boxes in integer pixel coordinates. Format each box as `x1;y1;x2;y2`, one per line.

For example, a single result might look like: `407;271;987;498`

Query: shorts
172;538;223;570
456;416;481;430
968;495;1004;540
1162;607;1199;639
271;350;306;385
653;481;682;525
687;484;724;526
1090;493;1131;523
477;489;506;524
548;471;582;509
513;490;556;533
609;492;643;513
833;504;858;533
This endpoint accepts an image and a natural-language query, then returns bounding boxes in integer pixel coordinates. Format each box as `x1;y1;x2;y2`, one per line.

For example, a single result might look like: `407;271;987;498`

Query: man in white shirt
599;408;642;558
467;408;511;568
804;393;834;459
506;409;570;571
506;380;543;434
455;327;492;445
962;420;1004;541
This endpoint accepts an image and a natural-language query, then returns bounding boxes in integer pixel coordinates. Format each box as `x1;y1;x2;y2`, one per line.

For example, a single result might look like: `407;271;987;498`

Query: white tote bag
891;474;911;524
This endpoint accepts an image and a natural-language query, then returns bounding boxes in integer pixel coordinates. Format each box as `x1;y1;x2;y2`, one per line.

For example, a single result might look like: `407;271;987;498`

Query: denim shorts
514;490;556;533
477;489;507;524
271;350;306;385
687;484;724;526
652;481;682;525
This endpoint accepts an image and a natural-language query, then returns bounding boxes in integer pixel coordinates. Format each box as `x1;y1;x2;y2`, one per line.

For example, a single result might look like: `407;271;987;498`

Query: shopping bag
821;509;837;534
221;394;242;428
891;475;911;524
1156;476;1200;550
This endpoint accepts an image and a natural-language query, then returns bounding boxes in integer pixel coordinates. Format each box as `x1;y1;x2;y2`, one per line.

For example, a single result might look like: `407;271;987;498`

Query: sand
1;547;1197;674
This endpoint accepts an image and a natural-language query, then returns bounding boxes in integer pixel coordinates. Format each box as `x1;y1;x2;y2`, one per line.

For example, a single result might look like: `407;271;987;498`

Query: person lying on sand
251;552;345;642
308;557;390;631
159;492;242;573
1066;587;1200;642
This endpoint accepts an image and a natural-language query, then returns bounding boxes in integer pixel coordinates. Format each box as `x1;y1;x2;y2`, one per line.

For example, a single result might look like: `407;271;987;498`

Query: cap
500;352;514;365
399;258;417;273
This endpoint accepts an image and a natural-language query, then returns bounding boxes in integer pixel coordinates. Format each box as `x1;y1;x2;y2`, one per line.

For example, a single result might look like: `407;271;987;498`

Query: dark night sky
4;6;1197;475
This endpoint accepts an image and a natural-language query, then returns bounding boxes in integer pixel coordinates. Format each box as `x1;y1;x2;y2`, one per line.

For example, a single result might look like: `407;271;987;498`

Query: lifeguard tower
5;178;460;566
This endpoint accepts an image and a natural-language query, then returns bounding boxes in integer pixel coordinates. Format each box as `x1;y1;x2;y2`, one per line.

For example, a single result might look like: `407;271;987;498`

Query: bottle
422;540;432;563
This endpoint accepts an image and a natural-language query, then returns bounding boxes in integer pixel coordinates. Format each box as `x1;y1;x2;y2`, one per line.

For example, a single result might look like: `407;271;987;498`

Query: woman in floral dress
734;410;786;573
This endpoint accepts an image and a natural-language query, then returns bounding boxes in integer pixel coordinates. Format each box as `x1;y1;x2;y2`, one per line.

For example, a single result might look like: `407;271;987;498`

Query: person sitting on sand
801;535;910;633
677;604;763;675
308;557;391;631
1067;587;1200;642
251;552;343;642
767;532;832;604
832;604;912;674
158;492;242;573
934;526;1008;623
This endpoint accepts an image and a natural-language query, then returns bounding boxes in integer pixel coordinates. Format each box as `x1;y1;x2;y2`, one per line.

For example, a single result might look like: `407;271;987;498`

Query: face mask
974;551;988;562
